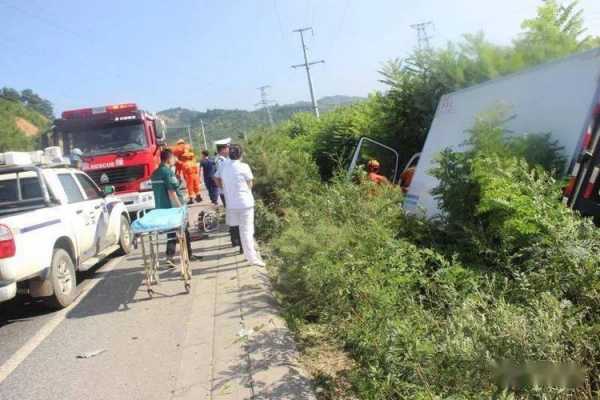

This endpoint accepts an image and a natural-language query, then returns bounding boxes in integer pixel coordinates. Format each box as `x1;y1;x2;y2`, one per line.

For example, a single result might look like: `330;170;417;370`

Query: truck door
74;172;110;254
56;173;97;260
347;137;400;183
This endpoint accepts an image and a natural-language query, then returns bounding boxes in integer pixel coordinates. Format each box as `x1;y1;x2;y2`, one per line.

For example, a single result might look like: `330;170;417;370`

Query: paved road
0;203;314;400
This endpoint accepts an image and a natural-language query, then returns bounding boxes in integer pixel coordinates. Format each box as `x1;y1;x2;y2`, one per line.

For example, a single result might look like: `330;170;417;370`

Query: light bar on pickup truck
61;103;138;119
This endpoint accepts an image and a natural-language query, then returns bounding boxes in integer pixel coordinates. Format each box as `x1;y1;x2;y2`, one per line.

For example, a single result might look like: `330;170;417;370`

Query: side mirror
103;185;116;196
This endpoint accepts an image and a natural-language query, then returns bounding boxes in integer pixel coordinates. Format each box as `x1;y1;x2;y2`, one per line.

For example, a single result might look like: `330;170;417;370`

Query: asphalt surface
0;207;205;400
0;202;315;400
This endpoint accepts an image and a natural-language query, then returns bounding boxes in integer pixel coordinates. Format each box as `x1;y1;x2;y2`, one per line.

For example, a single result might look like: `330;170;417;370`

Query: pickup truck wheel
117;215;133;255
47;248;77;309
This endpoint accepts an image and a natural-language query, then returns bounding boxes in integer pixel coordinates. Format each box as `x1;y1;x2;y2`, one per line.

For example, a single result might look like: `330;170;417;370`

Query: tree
20;89;53;119
369;0;596;169
0;87;21;102
514;0;592;65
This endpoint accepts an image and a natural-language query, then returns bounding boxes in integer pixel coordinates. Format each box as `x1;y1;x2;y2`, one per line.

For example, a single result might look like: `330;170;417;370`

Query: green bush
245;126;319;209
247;111;600;399
312;100;378;180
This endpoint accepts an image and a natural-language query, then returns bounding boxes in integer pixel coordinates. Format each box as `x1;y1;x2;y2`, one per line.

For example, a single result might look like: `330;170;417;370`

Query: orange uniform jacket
182;159;201;198
367;172;390;185
172;143;187;177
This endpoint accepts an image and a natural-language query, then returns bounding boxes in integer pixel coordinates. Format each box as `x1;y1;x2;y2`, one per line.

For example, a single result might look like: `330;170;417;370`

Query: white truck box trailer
405;48;600;217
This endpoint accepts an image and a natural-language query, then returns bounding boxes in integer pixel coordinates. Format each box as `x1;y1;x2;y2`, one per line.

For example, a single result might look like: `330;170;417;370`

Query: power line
256;85;275;128
308;0;317;28
292;27;325;118
410;21;434;51
272;0;286;42
327;0;351;57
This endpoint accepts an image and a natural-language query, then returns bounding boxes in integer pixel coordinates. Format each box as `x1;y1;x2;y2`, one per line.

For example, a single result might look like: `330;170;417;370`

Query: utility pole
292;27;325;118
410;21;434;51
200;119;208;150
256;85;275;128
186;126;193;147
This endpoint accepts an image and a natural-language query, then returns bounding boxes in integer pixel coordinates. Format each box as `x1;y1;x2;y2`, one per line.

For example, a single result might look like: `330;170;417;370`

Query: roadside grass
263;246;357;400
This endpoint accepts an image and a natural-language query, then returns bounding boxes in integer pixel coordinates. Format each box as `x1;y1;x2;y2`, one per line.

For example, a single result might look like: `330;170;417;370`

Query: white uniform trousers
225;207;261;264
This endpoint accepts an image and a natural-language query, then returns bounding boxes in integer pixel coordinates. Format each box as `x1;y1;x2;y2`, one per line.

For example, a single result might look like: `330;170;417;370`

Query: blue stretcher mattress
131;207;187;234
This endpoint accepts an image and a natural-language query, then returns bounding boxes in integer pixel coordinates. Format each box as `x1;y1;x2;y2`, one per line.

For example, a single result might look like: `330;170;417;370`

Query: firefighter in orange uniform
366;160;390;185
181;151;202;204
172;139;187;177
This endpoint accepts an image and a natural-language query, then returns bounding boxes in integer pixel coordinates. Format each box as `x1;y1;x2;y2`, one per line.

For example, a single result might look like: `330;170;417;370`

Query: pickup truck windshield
69;122;147;156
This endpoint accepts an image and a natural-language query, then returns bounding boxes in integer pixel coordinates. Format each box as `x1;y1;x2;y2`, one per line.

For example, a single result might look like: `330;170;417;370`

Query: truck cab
45;103;166;215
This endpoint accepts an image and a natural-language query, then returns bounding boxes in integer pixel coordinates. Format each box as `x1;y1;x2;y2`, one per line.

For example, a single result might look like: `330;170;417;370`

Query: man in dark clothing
151;149;201;265
200;150;219;205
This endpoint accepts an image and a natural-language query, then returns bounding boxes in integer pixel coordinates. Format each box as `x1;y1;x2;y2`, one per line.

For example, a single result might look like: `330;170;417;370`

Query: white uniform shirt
215;154;228;177
219;160;255;209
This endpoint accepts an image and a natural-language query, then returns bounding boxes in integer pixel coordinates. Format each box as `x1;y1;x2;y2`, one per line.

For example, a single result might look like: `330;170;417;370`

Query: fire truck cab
46;103;166;215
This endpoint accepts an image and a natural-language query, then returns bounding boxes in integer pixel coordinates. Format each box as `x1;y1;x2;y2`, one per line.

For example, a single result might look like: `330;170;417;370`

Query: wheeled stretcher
131;207;192;297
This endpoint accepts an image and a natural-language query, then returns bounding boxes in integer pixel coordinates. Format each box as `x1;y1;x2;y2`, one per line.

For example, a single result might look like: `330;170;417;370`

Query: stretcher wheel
184;283;191;293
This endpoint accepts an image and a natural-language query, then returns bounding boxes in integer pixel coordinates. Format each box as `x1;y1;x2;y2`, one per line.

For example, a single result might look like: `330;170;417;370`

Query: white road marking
0;255;124;384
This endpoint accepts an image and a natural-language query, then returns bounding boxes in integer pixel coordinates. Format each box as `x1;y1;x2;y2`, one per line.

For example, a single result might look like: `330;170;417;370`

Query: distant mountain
158;95;364;146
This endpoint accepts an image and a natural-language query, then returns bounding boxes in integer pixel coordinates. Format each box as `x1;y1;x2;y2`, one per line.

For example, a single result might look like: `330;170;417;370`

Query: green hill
158;95;364;146
0;97;50;152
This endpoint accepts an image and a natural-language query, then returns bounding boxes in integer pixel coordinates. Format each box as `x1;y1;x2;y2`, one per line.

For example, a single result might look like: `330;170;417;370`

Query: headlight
139;180;153;191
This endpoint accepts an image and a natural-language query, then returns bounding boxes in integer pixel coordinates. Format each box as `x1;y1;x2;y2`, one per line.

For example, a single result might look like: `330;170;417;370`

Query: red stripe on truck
582;125;593;149
583;166;600;199
563;162;581;197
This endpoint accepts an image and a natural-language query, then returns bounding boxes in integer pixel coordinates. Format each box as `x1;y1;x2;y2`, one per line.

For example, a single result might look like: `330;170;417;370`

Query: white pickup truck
0;163;133;308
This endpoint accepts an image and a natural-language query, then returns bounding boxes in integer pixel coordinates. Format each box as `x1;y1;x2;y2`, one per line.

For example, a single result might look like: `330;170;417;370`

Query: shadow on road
0;256;114;328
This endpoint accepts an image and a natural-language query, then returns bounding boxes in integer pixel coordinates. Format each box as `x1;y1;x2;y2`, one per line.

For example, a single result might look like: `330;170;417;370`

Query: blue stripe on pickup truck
20;219;61;234
106;201;119;213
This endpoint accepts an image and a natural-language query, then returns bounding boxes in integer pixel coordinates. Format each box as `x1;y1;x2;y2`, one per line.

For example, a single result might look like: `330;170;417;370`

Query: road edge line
0;255;124;384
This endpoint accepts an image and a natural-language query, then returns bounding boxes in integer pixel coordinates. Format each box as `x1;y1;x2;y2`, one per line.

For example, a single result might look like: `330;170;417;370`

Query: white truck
351;48;600;217
0;153;133;308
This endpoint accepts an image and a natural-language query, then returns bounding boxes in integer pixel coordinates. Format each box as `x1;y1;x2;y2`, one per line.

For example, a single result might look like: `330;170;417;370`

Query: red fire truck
45;103;166;214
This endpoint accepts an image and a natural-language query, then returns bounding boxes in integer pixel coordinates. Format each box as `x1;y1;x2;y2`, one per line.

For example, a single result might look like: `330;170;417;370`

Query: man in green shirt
151;148;200;265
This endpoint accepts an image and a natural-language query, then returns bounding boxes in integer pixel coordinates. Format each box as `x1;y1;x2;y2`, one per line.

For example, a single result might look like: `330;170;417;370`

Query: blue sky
1;0;600;114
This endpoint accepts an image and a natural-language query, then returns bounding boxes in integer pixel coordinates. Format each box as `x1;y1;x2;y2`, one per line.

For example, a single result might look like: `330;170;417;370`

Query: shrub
248;110;600;399
312;100;377;181
245;127;319;209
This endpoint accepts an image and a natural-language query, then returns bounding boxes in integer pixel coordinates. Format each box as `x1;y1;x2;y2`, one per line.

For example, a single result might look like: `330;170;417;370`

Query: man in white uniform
216;144;265;267
213;143;241;249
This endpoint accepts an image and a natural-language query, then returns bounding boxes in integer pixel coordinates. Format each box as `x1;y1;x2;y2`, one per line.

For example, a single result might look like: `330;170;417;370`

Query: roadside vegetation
245;2;600;398
0;87;53;151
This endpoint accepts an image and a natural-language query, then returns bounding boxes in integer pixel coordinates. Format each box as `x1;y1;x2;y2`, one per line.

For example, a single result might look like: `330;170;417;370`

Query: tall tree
514;0;592;65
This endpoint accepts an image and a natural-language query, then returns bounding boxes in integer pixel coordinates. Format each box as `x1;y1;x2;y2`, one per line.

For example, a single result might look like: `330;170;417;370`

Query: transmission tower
410;21;434;51
292;27;325;118
256;85;275;128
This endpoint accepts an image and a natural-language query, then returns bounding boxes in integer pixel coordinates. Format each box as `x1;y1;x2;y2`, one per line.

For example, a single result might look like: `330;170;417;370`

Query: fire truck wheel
47;248;77;309
117;215;133;255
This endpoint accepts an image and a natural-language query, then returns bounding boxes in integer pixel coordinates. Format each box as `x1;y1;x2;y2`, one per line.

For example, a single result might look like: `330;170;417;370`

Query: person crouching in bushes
366;159;390;185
